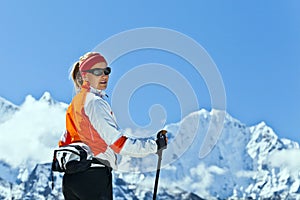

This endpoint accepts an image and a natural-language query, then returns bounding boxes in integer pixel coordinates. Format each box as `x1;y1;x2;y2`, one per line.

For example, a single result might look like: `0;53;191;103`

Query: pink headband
79;53;107;72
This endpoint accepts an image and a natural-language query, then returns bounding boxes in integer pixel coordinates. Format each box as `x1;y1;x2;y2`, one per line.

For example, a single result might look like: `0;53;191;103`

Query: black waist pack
51;142;93;174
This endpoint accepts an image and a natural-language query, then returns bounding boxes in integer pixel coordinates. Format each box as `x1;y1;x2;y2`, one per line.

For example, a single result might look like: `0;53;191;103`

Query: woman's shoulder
85;92;110;109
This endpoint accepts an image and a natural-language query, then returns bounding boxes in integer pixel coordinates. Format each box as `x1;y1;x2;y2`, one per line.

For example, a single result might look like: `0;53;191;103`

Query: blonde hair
69;61;82;92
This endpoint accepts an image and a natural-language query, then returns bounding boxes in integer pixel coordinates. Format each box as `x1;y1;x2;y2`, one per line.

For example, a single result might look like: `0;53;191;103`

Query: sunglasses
83;67;111;76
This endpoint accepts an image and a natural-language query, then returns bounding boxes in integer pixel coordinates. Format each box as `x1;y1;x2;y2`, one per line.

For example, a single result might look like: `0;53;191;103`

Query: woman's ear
81;73;88;81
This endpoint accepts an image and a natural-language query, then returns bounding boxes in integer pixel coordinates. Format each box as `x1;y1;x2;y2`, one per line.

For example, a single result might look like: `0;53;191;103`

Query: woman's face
83;62;109;90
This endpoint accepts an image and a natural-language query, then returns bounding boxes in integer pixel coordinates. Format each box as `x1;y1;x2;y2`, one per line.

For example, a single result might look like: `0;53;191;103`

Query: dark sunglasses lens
104;67;111;75
92;69;104;76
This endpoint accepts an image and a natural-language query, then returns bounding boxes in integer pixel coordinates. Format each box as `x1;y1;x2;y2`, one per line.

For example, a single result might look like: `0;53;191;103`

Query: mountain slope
0;96;19;124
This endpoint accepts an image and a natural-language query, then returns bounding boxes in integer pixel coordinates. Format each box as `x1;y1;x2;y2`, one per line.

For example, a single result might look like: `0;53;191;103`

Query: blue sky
0;1;299;143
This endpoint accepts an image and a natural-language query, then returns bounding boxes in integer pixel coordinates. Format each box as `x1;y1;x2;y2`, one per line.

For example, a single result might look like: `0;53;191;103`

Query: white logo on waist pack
51;142;94;174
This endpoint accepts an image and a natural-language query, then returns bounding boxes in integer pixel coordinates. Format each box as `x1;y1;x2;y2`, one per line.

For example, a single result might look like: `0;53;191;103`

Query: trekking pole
153;131;167;200
153;150;163;200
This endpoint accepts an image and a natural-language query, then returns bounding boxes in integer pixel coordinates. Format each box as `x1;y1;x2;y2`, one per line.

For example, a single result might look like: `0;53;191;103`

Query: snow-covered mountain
0;93;299;199
0;96;19;124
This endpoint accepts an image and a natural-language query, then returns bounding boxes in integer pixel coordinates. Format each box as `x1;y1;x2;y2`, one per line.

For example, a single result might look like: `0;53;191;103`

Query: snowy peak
155;109;300;199
0;96;19;124
247;121;299;162
38;91;56;105
247;122;279;159
0;96;18;109
19;92;58;106
38;92;68;109
20;92;68;109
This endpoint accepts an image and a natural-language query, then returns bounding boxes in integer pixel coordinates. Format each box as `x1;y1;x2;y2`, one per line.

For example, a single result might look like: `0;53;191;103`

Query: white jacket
59;81;157;169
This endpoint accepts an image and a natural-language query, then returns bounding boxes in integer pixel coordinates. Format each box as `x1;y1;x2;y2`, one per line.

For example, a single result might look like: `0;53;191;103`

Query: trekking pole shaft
153;150;163;200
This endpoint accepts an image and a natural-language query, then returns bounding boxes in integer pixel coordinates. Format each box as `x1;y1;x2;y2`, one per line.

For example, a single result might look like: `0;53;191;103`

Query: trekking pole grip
156;130;167;152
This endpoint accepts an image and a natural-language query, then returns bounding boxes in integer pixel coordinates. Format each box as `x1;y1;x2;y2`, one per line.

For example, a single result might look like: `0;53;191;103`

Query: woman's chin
97;84;107;90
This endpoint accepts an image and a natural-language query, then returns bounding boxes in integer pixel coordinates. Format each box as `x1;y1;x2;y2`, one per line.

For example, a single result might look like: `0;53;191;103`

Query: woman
59;52;167;200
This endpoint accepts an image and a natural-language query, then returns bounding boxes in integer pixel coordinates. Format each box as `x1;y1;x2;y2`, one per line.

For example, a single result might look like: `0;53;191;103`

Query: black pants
62;167;113;200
